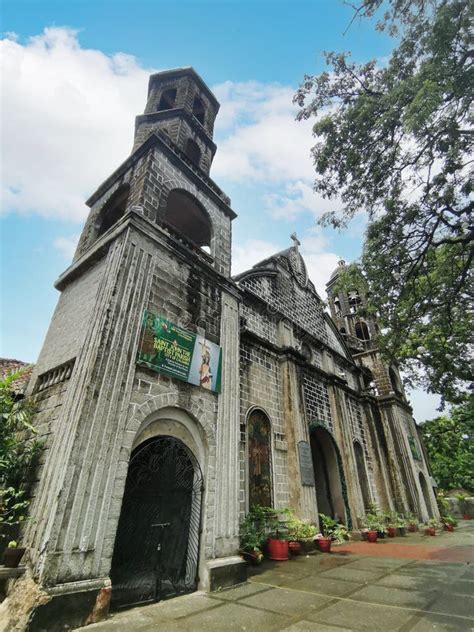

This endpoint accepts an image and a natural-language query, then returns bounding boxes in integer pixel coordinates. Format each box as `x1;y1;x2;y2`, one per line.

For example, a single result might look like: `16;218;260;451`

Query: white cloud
232;229;341;300
53;233;80;258
1;27;152;221
212;81;315;184
232;238;282;276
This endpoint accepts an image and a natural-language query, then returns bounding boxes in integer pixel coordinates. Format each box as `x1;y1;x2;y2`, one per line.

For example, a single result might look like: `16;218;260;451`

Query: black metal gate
110;435;203;609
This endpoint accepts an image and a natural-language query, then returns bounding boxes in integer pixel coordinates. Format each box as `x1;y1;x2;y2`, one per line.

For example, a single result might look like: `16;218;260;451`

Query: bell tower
18;68;243;630
133;67;220;175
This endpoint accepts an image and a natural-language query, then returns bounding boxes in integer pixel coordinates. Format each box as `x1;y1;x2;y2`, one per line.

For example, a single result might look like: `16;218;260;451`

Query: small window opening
192;96;205;125
164;189;211;250
185;138;201;166
348;289;361;314
97;184;130;236
355;321;370;341
157;88;177;112
339;327;347;336
334;297;341;315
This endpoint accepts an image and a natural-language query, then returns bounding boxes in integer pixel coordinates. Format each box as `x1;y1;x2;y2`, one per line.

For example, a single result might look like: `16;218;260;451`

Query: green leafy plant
425;518;441;529
239;514;265;552
7;540;17;549
362;511;385;533
287;515;318;541
319;514;350;544
442;514;458;527
405;512;418;525
294;0;473;404
0;370;42;548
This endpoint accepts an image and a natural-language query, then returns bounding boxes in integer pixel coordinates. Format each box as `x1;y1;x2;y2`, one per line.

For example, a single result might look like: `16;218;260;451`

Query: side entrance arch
110;435;203;609
310;425;349;524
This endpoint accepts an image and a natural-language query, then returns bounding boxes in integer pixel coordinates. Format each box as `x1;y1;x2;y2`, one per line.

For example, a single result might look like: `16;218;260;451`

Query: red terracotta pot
318;537;332;553
444;524;454;532
408;523;417;532
267;538;289;561
424;527;436;536
367;530;378;543
387;527;396;538
463;513;469;520
288;541;301;555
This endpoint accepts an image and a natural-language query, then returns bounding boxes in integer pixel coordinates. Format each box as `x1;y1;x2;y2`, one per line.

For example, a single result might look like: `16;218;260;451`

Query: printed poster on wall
136;310;222;393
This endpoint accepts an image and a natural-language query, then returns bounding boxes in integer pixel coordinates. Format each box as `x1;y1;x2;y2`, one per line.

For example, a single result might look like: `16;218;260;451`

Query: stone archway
110;435;203;609
310;426;348;523
419;471;434;518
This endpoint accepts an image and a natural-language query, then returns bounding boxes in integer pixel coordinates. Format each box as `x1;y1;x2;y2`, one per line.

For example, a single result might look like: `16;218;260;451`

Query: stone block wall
239;339;289;514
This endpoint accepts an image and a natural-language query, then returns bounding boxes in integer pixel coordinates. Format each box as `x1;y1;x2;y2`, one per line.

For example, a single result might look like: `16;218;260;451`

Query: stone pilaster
26;228;154;587
213;291;241;557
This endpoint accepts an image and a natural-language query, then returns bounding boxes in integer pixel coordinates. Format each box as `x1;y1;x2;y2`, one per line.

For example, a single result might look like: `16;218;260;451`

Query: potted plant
405;512;418;532
424;518;439;536
384;511;398;538
255;506;289;561
442;514;458;532
287;514;318;555
362;511;384;542
3;540;26;568
318;514;349;552
454;492;471;520
239;514;265;565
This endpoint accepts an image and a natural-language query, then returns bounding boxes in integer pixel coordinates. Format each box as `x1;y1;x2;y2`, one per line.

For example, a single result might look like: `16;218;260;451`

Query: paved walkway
80;521;474;631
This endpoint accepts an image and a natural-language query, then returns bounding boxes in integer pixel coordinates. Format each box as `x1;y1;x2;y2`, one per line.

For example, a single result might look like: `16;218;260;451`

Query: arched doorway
247;409;273;508
310;426;347;523
419;471;433;518
354;441;372;510
110;435;203;609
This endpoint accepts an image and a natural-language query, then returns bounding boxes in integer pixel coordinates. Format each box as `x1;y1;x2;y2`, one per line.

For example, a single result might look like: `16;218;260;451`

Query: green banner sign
136;310;222;393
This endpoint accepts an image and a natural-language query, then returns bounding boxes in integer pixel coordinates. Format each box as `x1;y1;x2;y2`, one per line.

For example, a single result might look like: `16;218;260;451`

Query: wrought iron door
110;436;203;609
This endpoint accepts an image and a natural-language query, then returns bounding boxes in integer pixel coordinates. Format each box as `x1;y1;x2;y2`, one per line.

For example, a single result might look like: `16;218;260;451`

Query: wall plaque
298;440;315;486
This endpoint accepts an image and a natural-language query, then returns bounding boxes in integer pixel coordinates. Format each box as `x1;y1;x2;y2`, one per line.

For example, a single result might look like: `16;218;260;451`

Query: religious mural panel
248;410;272;508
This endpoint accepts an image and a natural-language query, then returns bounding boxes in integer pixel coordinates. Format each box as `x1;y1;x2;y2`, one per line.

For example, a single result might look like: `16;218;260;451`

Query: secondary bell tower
18;68;243;630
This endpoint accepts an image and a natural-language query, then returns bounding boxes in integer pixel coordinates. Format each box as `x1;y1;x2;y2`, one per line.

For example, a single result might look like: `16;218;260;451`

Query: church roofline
147;67;220;111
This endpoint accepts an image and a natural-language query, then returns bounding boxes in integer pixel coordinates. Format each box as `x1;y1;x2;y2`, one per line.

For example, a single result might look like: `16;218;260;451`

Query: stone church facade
9;68;438;630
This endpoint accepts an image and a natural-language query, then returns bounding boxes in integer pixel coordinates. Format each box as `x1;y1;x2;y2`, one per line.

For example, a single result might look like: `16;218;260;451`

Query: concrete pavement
78;521;474;631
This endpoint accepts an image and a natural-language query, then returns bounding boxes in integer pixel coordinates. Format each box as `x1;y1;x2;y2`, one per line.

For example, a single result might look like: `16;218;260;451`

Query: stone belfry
326;261;437;521
18;68;243;630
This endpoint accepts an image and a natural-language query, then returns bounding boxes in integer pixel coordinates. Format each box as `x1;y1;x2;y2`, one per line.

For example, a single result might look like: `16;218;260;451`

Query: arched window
333;297;341;315
355;321;370;341
247;409;272;508
339;327;347;336
164;189;212;249
192;96;205;125
157;88;177;111
97;184;130;236
184;138;201;166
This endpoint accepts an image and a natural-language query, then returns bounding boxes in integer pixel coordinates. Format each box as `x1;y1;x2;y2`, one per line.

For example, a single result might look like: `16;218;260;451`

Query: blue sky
0;0;441;419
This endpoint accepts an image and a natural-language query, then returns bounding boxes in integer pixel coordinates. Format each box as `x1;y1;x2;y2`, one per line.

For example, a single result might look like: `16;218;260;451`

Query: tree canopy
295;0;473;403
419;399;474;491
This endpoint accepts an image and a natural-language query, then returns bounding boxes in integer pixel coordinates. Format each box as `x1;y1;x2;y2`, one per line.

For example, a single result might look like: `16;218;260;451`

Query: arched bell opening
163;189;212;253
310;425;349;524
97;184;130;237
110;435;203;610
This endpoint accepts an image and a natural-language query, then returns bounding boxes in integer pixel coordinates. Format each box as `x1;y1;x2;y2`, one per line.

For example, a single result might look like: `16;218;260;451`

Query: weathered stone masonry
5;67;438;632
